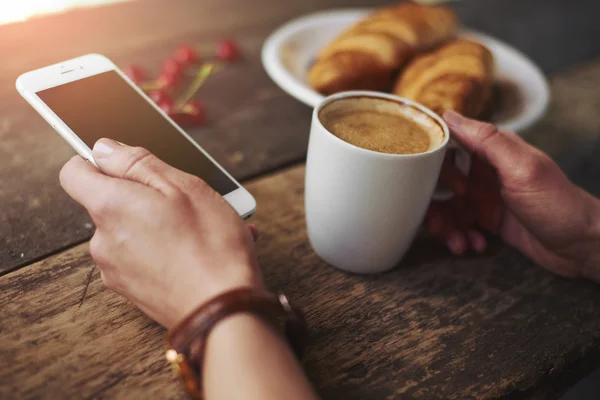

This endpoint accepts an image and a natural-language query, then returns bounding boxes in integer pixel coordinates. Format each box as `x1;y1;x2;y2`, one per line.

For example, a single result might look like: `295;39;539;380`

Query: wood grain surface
3;163;600;400
2;0;600;275
2;2;600;396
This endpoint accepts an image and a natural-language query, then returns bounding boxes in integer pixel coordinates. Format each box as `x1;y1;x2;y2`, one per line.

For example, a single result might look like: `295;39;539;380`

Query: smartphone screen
36;70;238;195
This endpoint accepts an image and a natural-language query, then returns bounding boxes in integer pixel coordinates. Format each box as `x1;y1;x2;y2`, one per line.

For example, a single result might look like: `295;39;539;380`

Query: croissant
308;2;458;95
393;38;494;118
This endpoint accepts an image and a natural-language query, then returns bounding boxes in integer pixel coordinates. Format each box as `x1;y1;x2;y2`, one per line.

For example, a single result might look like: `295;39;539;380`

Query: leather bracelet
165;287;306;399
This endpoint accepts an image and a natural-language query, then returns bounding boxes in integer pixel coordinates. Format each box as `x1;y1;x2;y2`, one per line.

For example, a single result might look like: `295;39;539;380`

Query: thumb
443;111;550;185
92;138;187;194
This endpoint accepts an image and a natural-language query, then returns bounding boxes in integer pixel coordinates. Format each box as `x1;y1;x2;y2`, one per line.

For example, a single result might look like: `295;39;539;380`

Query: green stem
140;81;162;92
175;63;216;109
183;63;223;77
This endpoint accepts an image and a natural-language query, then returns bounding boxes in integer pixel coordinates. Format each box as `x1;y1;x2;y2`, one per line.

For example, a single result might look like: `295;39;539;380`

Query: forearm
203;314;318;400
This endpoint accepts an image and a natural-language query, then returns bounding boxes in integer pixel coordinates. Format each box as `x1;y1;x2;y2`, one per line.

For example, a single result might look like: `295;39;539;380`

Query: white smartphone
16;54;256;219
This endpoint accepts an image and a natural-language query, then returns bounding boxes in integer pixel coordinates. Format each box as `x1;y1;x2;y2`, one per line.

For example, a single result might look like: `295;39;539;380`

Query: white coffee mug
305;91;470;274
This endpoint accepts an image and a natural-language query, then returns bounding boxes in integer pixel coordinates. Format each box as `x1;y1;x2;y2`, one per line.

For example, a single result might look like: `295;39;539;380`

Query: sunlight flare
0;0;130;25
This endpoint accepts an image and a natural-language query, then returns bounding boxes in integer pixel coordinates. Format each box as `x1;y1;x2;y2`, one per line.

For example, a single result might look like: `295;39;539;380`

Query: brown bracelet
165;287;306;399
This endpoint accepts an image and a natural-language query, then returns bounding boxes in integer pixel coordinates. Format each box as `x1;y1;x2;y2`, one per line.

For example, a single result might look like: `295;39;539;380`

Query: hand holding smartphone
16;54;256;218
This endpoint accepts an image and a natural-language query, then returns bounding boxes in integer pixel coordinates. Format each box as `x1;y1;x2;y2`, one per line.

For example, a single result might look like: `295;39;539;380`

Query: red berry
216;39;239;62
149;89;170;104
161;58;183;78
158;71;179;89
173;45;197;66
123;65;147;84
157;98;174;114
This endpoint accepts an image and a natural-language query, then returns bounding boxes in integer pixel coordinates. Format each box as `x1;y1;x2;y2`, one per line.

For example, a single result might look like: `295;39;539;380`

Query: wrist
172;261;263;329
200;313;283;365
201;313;312;400
165;288;307;400
188;314;271;370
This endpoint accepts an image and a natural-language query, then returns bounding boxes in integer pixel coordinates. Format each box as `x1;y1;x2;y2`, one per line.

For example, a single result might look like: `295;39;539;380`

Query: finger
59;156;127;222
468;184;504;233
446;230;468;256
425;202;445;236
92;138;193;195
425;201;473;255
248;224;259;242
451;195;475;227
478;200;504;233
467;230;487;253
443;111;543;182
439;212;468;255
438;152;468;196
464;156;503;232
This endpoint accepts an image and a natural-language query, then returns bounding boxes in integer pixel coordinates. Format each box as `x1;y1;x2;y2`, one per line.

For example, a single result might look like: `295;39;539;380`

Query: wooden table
2;0;600;398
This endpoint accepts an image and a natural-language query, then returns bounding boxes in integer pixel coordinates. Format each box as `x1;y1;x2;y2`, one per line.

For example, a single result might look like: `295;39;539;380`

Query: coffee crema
319;96;445;155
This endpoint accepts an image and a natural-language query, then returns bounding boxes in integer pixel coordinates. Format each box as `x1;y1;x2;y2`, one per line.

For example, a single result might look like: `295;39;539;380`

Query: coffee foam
319;96;446;153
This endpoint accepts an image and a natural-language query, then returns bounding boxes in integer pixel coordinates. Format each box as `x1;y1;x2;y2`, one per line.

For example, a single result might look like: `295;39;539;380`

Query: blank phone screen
37;70;238;195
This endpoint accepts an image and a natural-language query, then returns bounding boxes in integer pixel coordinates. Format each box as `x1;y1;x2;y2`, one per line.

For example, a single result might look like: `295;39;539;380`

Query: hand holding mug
427;111;600;282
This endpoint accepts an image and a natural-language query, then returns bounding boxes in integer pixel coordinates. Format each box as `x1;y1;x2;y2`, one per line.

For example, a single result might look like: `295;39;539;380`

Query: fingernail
443;110;462;126
468;230;487;253
93;139;118;158
447;232;465;255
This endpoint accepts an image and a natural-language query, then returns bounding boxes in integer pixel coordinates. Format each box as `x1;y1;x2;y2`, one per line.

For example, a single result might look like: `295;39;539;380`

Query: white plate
262;8;550;133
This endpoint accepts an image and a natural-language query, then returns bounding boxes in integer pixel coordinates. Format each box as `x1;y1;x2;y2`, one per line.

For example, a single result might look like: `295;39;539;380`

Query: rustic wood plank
0;243;183;400
3;158;600;399
2;0;600;276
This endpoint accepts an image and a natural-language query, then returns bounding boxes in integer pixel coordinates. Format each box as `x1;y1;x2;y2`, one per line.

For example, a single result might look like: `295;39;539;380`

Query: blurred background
0;0;129;24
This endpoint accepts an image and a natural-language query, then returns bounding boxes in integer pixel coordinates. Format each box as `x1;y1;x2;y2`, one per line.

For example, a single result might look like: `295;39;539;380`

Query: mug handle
431;140;471;201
